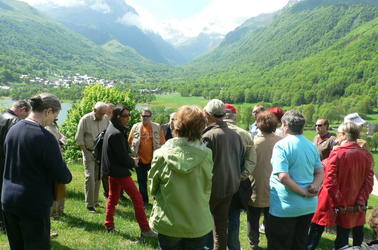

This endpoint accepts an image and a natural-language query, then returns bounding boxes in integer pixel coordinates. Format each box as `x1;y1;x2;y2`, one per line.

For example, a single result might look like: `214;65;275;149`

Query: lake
0;98;72;125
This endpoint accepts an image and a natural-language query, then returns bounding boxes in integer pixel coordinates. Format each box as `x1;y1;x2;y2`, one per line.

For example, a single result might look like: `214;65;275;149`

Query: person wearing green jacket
149;105;214;250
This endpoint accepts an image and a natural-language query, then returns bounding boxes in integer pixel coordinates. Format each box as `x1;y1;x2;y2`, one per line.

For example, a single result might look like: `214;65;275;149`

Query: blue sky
131;0;211;19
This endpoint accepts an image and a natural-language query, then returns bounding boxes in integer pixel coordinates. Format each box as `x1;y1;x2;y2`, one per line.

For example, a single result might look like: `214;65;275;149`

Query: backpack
93;129;106;166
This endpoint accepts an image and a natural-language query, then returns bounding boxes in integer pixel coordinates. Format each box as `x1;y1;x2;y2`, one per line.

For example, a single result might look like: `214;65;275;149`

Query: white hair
94;102;108;111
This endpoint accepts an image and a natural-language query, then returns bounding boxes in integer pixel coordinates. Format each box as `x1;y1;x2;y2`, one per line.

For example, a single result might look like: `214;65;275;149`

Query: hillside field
2;163;377;249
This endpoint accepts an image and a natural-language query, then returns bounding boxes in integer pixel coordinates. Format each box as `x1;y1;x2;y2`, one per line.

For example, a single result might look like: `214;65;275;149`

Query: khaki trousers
82;150;101;208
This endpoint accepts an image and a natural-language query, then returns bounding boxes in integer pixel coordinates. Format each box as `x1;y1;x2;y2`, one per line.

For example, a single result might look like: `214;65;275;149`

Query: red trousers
104;176;150;232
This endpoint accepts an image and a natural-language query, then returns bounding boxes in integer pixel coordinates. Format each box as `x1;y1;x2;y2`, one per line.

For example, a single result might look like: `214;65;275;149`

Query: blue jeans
158;233;208;250
227;202;241;250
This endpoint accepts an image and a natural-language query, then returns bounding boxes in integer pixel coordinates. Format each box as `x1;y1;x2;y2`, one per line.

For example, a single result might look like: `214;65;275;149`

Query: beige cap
204;99;225;117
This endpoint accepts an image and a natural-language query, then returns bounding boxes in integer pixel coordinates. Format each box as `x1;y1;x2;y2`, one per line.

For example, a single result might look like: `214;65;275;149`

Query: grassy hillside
0;0;170;81
174;0;378;109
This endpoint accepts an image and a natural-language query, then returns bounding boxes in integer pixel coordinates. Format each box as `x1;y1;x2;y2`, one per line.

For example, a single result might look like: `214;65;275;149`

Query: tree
302;104;315;125
61;84;136;162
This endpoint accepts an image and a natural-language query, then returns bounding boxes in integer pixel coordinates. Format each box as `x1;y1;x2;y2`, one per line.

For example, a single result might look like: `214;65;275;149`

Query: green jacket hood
158;137;210;174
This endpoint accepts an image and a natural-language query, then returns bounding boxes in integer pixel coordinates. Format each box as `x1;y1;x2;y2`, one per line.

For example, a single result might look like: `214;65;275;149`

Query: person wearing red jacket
307;122;374;250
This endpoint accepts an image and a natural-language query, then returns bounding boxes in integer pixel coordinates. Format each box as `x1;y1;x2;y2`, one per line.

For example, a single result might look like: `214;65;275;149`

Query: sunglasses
315;124;324;127
141;115;151;118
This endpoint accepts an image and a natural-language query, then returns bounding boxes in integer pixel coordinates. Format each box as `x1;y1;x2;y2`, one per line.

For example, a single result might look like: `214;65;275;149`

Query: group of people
0;94;376;250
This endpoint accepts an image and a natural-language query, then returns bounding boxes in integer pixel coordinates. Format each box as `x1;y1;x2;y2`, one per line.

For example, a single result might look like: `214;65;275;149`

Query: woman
247;111;281;249
266;110;323;250
102;105;155;237
307;122;374;250
149;105;213;250
2;93;72;250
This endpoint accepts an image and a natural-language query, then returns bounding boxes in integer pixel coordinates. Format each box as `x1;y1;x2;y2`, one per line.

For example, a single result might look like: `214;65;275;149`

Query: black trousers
4;210;50;250
335;225;364;250
307;223;364;250
158;233;209;250
266;213;313;250
247;206;269;247
136;162;151;205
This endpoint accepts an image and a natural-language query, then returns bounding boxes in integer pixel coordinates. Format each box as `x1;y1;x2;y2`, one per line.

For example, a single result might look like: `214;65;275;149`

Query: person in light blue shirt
266;109;324;250
249;105;265;136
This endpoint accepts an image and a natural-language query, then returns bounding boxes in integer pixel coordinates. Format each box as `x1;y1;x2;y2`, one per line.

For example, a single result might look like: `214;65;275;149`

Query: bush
61;84;136;162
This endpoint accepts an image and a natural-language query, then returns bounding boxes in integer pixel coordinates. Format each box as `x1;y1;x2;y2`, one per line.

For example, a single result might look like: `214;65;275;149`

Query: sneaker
87;207;96;213
106;227;120;233
50;232;59;238
141;231;158;238
259;224;265;234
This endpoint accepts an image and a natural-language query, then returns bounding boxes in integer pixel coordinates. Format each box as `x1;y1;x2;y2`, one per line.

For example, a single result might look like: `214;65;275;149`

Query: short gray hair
12;100;31;112
337;122;360;141
94;102;108;111
281;109;305;134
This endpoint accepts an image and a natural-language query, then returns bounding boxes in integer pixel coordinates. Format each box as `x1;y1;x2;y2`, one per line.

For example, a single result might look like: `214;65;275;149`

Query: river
0;98;72;125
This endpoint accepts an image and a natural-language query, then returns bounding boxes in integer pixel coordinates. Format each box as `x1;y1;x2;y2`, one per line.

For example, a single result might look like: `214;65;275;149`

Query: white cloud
89;1;111;14
117;12;141;28
21;0;289;45
126;0;289;45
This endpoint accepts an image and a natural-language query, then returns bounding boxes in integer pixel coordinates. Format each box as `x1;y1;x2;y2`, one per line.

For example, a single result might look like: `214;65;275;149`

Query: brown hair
30;93;61;113
257;111;278;133
173;105;206;141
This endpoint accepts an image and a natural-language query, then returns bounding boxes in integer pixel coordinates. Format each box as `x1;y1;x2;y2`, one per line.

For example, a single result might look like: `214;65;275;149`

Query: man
224;103;256;250
249;105;265;136
266;110;323;250
0;100;31;233
202;99;244;250
102;103;115;199
75;102;109;212
161;112;175;141
105;103;115;120
313;118;336;160
128;109;165;205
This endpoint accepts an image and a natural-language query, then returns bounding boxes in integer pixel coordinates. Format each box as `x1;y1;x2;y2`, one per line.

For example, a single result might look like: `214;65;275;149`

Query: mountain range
0;0;377;109
0;0;173;82
176;0;378;106
34;0;222;65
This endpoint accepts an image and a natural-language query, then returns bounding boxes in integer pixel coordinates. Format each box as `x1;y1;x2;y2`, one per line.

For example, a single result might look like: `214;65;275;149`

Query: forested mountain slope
0;0;170;82
176;0;378;107
35;0;187;65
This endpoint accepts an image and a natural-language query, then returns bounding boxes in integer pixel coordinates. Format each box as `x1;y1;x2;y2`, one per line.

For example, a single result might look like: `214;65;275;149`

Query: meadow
4;163;376;250
1;93;377;249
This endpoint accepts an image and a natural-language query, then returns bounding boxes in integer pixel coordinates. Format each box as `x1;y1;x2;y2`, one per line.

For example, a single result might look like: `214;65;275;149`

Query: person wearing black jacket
0;100;31;233
102;105;155;238
2;94;72;249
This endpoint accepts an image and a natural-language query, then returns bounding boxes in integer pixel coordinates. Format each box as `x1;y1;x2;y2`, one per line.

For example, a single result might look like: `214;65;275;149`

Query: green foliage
61;84;136;162
172;2;378;110
0;0;172;82
370;132;378;152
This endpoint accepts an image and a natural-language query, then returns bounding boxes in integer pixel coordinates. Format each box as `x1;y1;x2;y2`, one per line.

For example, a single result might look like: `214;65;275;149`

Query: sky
20;0;290;45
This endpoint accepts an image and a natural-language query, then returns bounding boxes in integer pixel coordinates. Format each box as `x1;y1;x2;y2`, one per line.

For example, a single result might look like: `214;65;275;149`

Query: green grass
142;93;209;109
1;163;377;249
